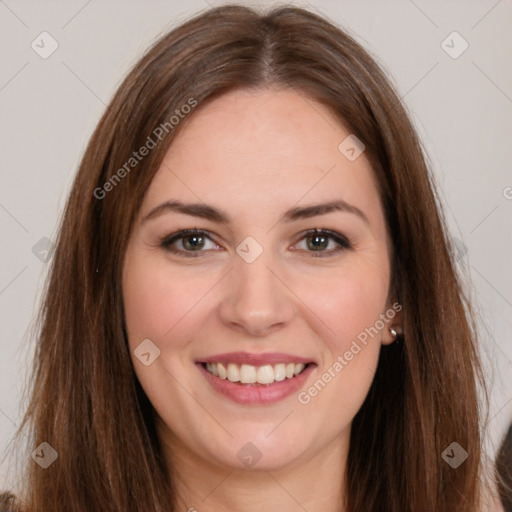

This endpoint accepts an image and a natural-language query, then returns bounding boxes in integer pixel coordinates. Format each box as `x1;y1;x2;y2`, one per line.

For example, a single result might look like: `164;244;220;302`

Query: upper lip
197;351;315;366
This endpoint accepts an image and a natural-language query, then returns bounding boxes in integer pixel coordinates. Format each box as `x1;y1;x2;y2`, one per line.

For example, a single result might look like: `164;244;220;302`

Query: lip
197;351;315;366
196;360;317;405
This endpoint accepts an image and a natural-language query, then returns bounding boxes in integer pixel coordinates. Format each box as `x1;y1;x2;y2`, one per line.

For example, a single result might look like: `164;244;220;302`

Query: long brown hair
2;4;490;511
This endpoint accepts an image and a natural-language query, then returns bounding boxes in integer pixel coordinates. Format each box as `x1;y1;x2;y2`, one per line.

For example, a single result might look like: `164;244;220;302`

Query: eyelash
159;228;353;258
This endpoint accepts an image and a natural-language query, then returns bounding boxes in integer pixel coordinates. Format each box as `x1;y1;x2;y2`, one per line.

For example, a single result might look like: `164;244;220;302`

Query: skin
122;88;402;512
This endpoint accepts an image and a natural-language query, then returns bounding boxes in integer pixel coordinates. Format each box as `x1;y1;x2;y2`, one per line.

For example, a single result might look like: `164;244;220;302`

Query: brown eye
160;229;219;257
181;233;206;251
306;233;330;251
295;229;352;257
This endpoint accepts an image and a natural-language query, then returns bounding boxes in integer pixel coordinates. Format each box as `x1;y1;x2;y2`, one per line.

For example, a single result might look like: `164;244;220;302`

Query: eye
160;228;352;258
293;228;352;257
160;229;220;257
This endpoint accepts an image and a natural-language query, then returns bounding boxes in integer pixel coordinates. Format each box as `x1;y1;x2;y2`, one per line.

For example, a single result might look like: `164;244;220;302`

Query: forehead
141;88;383;229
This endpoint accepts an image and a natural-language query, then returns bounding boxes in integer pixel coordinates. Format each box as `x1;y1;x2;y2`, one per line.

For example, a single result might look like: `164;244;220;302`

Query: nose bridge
219;244;294;335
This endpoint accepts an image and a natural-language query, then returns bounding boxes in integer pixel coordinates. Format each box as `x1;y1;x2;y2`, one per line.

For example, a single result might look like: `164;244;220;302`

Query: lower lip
196;363;316;405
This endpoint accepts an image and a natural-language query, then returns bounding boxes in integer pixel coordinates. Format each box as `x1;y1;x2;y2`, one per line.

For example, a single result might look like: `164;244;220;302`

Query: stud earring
389;326;403;341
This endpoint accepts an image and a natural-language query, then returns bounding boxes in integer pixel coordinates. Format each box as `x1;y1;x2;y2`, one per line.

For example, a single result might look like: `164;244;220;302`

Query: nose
218;251;296;337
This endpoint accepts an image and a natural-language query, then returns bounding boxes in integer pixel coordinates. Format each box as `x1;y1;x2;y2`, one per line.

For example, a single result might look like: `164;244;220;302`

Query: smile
203;362;309;385
196;359;316;405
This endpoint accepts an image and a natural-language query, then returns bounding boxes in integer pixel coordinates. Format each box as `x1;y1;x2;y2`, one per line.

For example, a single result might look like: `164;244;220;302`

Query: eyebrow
142;199;370;226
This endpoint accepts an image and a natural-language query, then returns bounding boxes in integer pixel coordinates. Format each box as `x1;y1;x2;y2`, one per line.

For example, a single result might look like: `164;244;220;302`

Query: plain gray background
1;0;511;492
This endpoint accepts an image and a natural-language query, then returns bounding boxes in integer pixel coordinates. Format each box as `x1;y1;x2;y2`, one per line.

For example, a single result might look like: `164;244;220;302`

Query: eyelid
160;228;219;257
292;228;353;257
160;227;353;257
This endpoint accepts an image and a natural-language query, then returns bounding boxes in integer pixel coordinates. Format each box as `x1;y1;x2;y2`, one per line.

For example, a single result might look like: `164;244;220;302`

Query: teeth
256;365;274;384
227;363;240;382
217;363;227;379
293;363;305;376
240;364;257;383
274;363;286;381
204;361;309;384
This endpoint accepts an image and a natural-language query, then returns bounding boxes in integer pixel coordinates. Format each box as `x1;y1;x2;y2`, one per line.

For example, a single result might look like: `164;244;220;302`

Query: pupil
184;235;203;250
309;235;327;251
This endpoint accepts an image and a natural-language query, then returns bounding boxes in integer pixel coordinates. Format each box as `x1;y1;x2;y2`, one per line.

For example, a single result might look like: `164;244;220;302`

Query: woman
0;4;499;511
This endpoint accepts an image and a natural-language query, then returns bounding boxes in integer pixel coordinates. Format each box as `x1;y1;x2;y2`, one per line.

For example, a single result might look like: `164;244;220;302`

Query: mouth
195;353;317;405
200;361;312;386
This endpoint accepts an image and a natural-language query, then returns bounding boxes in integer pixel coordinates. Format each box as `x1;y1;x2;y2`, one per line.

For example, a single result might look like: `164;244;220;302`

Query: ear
381;303;403;346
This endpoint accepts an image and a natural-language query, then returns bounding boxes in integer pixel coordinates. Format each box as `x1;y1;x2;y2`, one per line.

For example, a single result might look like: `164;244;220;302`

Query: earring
389;326;402;341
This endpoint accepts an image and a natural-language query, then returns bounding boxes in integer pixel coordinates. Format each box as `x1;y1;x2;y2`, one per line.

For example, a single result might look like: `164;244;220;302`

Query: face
122;88;400;472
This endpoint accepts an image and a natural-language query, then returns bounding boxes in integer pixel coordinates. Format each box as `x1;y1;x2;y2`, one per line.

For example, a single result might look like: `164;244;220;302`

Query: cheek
123;265;174;346
295;262;390;354
123;251;206;348
122;251;208;404
292;258;389;415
